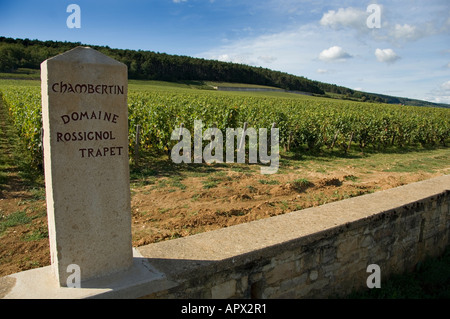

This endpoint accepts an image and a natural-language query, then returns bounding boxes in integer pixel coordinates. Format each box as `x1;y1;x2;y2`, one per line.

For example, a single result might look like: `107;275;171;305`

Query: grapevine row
1;85;449;168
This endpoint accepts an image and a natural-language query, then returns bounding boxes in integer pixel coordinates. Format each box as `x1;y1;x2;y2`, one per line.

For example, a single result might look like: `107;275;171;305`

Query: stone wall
139;175;449;299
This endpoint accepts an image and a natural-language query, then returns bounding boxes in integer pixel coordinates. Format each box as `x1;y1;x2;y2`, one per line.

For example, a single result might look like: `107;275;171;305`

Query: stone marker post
41;47;132;286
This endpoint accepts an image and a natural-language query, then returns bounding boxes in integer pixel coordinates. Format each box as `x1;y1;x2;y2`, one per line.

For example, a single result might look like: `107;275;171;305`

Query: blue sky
1;0;449;104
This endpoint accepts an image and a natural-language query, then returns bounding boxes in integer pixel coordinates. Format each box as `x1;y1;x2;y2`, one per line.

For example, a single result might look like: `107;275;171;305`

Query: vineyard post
286;131;293;152
347;132;354;153
134;124;141;167
330;130;339;149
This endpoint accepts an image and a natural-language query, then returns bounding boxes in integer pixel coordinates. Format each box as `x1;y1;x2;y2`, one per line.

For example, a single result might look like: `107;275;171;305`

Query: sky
1;0;449;104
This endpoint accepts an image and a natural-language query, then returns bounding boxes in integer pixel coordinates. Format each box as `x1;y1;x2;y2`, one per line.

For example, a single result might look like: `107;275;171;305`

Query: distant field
0;77;300;97
0;68;40;80
206;81;283;89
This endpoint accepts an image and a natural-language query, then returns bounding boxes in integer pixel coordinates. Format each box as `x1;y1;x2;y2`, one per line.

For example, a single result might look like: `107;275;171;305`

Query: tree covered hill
0;37;324;93
0;37;447;108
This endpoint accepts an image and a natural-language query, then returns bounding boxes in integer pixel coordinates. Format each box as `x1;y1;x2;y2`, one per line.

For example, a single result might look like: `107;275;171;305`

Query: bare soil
131;168;435;245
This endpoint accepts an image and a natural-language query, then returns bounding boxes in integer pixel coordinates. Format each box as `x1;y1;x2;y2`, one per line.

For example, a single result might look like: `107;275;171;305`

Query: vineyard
1;81;450;277
0;84;449;168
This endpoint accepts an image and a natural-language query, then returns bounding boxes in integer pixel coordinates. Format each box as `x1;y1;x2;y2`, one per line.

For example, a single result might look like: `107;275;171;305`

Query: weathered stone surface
211;279;237;299
41;47;132;286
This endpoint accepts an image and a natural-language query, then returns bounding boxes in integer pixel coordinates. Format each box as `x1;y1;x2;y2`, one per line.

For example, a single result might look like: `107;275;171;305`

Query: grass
202;178;220;189
258;179;280;185
280;146;450;177
0;210;33;235
291;178;312;191
200;172;232;189
382;154;449;173
169;178;187;190
344;175;359;182
22;226;48;242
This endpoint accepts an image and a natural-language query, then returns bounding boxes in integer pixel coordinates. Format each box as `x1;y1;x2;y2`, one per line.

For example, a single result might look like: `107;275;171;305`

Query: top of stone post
44;46;125;66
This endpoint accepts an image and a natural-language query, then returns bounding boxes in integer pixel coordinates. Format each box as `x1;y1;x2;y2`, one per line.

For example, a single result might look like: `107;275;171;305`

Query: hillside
0;36;448;108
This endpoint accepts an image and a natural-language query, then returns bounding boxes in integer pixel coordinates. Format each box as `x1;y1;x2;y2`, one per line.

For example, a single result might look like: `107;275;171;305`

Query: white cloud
258;55;277;63
172;0;187;3
441;80;450;91
216;54;250;65
319;46;352;62
389;24;420;41
431;97;450;104
444;16;450;31
198;24;325;71
319;5;446;46
375;48;400;63
216;54;231;62
316;68;329;74
427;80;450;104
320;7;366;30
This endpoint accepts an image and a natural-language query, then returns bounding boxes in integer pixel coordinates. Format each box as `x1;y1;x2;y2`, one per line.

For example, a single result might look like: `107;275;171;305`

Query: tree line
1;37;448;108
0;37;324;94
